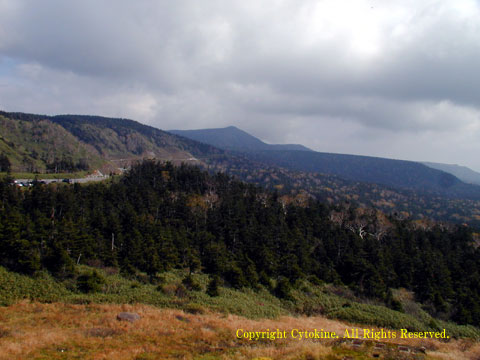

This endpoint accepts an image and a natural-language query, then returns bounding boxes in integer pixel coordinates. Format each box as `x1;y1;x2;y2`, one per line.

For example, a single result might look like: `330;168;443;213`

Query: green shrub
274;277;293;301
259;271;273;290
0;266;70;305
307;275;323;286
184;303;205;314
182;274;201;291
175;284;188;298
77;270;105;293
207;276;220;297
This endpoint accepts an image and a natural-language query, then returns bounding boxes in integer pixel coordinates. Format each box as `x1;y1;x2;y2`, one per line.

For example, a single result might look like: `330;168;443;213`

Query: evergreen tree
0;153;11;173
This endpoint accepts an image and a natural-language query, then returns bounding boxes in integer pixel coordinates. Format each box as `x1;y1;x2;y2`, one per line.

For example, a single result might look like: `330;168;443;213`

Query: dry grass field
0;301;479;360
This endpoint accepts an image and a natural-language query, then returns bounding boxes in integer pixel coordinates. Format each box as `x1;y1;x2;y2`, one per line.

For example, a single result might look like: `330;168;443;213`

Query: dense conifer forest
1;161;480;326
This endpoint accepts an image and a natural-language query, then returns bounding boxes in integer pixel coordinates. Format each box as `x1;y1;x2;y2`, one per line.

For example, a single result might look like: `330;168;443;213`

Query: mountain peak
169;126;312;152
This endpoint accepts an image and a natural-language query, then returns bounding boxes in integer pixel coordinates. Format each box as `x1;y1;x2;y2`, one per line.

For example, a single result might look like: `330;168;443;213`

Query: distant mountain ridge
246;150;461;192
168;125;480;200
169;126;312;152
422;161;480;186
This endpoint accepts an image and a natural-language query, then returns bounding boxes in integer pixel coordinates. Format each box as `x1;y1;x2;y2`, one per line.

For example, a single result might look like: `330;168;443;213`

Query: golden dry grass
0;301;478;360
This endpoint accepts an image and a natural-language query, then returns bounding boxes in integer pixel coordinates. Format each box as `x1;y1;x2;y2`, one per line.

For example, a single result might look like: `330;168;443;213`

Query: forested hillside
206;153;480;226
0;114;104;173
1;161;480;327
0;111;222;173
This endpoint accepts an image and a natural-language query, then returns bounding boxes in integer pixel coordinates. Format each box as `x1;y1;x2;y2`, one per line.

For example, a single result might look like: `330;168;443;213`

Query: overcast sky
1;1;480;170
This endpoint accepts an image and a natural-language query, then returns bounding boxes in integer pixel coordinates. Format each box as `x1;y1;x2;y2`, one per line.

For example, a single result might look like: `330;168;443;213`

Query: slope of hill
2;161;480;332
1;280;479;359
245;150;480;199
169;126;312;151
0;114;105;173
0;111;223;173
49;114;222;160
423;161;480;185
203;152;480;226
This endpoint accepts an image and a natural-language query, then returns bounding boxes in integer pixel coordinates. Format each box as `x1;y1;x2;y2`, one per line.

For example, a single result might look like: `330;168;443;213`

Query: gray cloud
2;0;480;170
